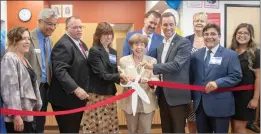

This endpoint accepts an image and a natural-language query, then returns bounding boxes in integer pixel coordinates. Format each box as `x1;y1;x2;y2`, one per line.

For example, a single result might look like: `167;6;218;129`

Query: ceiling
111;23;133;31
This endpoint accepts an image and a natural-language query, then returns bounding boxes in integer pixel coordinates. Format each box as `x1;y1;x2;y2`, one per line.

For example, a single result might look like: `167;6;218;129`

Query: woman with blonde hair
1;26;42;133
230;23;260;133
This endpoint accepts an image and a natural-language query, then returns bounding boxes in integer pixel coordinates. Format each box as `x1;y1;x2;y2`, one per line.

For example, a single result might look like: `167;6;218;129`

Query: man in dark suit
25;8;58;133
122;10;163;58
190;23;242;133
141;12;192;133
48;16;89;133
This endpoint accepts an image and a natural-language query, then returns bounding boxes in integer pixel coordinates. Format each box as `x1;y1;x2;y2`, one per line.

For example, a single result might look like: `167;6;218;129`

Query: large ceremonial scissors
120;66;150;116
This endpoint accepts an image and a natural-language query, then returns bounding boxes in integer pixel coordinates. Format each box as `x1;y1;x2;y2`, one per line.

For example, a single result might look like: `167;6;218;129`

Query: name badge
210;57;222;65
109;54;116;64
34;49;41;53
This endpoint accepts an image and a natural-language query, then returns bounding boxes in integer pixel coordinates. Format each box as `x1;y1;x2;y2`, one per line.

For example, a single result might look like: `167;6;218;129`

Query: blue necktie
204;50;212;74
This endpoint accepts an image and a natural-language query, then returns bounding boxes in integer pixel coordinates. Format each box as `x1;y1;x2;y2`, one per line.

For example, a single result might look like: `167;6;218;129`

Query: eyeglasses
41;20;59;27
236;32;249;36
68;25;84;30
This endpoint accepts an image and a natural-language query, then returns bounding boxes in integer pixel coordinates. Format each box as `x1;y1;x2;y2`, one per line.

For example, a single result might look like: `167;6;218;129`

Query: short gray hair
38;8;58;20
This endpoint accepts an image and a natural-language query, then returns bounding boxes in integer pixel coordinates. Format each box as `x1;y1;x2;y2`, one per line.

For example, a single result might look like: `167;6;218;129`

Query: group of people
0;8;259;133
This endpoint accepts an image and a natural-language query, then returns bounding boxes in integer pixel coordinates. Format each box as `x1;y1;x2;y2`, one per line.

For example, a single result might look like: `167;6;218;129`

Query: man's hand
139;62;153;70
205;81;218;93
74;87;89;100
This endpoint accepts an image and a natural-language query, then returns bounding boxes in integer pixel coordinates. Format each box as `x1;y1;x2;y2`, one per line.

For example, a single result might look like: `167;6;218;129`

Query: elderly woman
1;26;42;133
185;12;208;133
230;23;260;133
82;22;128;133
118;33;159;133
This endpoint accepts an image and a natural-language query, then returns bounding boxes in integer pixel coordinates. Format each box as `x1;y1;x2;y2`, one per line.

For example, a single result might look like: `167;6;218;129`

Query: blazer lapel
164;35;177;63
98;45;112;68
157;42;164;63
30;30;42;69
64;34;86;59
199;47;206;77
205;45;223;77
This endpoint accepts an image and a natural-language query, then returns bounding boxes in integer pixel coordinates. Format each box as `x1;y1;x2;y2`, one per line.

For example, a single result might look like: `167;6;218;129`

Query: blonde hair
128;33;148;48
193;12;208;22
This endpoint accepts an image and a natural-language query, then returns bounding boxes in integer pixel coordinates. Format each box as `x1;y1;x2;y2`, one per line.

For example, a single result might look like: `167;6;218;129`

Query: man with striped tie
25;8;58;133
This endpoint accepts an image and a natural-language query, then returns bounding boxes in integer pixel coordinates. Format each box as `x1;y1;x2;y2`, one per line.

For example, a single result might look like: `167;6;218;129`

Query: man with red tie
48;16;90;133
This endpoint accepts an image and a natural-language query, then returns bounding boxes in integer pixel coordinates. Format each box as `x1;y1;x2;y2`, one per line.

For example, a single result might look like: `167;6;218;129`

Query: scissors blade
131;91;138;116
133;83;150;104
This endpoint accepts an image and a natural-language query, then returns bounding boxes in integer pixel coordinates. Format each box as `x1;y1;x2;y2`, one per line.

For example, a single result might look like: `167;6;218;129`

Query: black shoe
246;124;260;133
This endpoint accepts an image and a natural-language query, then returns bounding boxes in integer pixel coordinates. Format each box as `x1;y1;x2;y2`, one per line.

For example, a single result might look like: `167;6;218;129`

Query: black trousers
158;88;186;133
51;104;84;133
5;121;34;133
34;83;49;133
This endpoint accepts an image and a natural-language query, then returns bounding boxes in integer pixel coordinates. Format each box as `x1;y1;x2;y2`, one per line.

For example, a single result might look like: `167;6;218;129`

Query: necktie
44;38;50;83
204;49;212;74
79;42;87;58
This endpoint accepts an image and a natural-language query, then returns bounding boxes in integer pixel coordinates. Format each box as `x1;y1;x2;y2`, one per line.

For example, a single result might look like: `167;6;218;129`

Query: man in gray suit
141;12;192;133
25;8;58;133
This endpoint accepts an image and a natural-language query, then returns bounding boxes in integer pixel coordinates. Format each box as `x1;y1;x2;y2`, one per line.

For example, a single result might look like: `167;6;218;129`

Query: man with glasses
48;16;89;133
190;23;242;133
25;8;58;133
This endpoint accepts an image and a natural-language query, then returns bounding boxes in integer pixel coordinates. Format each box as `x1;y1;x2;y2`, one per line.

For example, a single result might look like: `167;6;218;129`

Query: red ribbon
0;81;253;116
148;81;254;92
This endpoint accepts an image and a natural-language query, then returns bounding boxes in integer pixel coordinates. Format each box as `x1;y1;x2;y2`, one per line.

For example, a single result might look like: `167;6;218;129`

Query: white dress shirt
66;33;87;58
142;30;153;52
161;33;176;63
204;44;220;61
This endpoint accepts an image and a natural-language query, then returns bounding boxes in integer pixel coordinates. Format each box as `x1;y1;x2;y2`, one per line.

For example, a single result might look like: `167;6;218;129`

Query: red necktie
79;42;87;58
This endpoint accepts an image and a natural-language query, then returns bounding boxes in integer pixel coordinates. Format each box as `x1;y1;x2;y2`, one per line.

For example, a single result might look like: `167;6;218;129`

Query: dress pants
196;100;230;133
158;88;186;133
5;121;34;133
34;83;49;133
51;104;83;133
124;111;155;133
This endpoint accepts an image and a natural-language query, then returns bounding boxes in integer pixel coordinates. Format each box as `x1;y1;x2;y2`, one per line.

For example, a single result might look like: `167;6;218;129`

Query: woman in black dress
230;23;260;133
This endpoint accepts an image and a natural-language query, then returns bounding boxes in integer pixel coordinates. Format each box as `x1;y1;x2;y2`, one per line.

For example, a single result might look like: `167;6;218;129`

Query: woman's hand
248;98;259;109
120;74;130;83
13;115;24;132
140;78;149;84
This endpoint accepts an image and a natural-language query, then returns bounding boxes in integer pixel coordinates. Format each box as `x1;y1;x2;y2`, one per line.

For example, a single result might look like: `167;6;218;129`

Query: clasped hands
120;74;149;84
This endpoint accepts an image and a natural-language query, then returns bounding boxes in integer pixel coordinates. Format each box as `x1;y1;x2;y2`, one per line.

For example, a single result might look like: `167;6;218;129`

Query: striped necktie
44;38;50;83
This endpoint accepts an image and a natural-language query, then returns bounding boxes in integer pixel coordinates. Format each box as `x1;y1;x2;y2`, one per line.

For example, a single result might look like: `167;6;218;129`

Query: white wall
180;1;260;46
1;0;7;30
146;1;160;13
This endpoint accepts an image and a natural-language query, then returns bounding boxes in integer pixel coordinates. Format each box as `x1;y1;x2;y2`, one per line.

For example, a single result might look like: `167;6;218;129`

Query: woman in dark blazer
82;22;128;133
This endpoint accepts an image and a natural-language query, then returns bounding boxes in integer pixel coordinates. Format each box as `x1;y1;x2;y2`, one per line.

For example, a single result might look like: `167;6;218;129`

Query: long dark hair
230;23;257;70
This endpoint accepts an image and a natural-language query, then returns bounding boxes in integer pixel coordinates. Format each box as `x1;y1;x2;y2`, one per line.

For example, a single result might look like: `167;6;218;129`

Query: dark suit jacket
190;45;242;117
122;30;164;58
185;34;195;46
153;34;192;106
48;34;89;109
87;44;120;95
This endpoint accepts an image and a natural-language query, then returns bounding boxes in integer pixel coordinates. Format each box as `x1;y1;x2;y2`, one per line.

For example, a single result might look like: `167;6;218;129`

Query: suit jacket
185;34;195;46
118;55;159;114
48;34;89;109
87;44;120;95
153;34;192;106
190;46;242;117
1;52;42;122
25;28;52;85
122;30;164;58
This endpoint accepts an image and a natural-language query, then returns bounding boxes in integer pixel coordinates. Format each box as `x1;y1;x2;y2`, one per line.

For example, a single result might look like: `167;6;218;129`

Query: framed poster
51;5;62;18
62;5;73;18
187;1;203;8
204;0;219;9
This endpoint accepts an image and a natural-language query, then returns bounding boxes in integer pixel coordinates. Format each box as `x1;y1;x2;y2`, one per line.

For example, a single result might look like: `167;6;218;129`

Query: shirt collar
36;28;47;40
206;44;219;54
142;29;153;38
66;32;81;45
163;32;176;44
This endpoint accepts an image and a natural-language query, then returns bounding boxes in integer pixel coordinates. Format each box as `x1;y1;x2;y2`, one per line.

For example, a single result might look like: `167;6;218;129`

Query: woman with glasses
230;23;260;133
